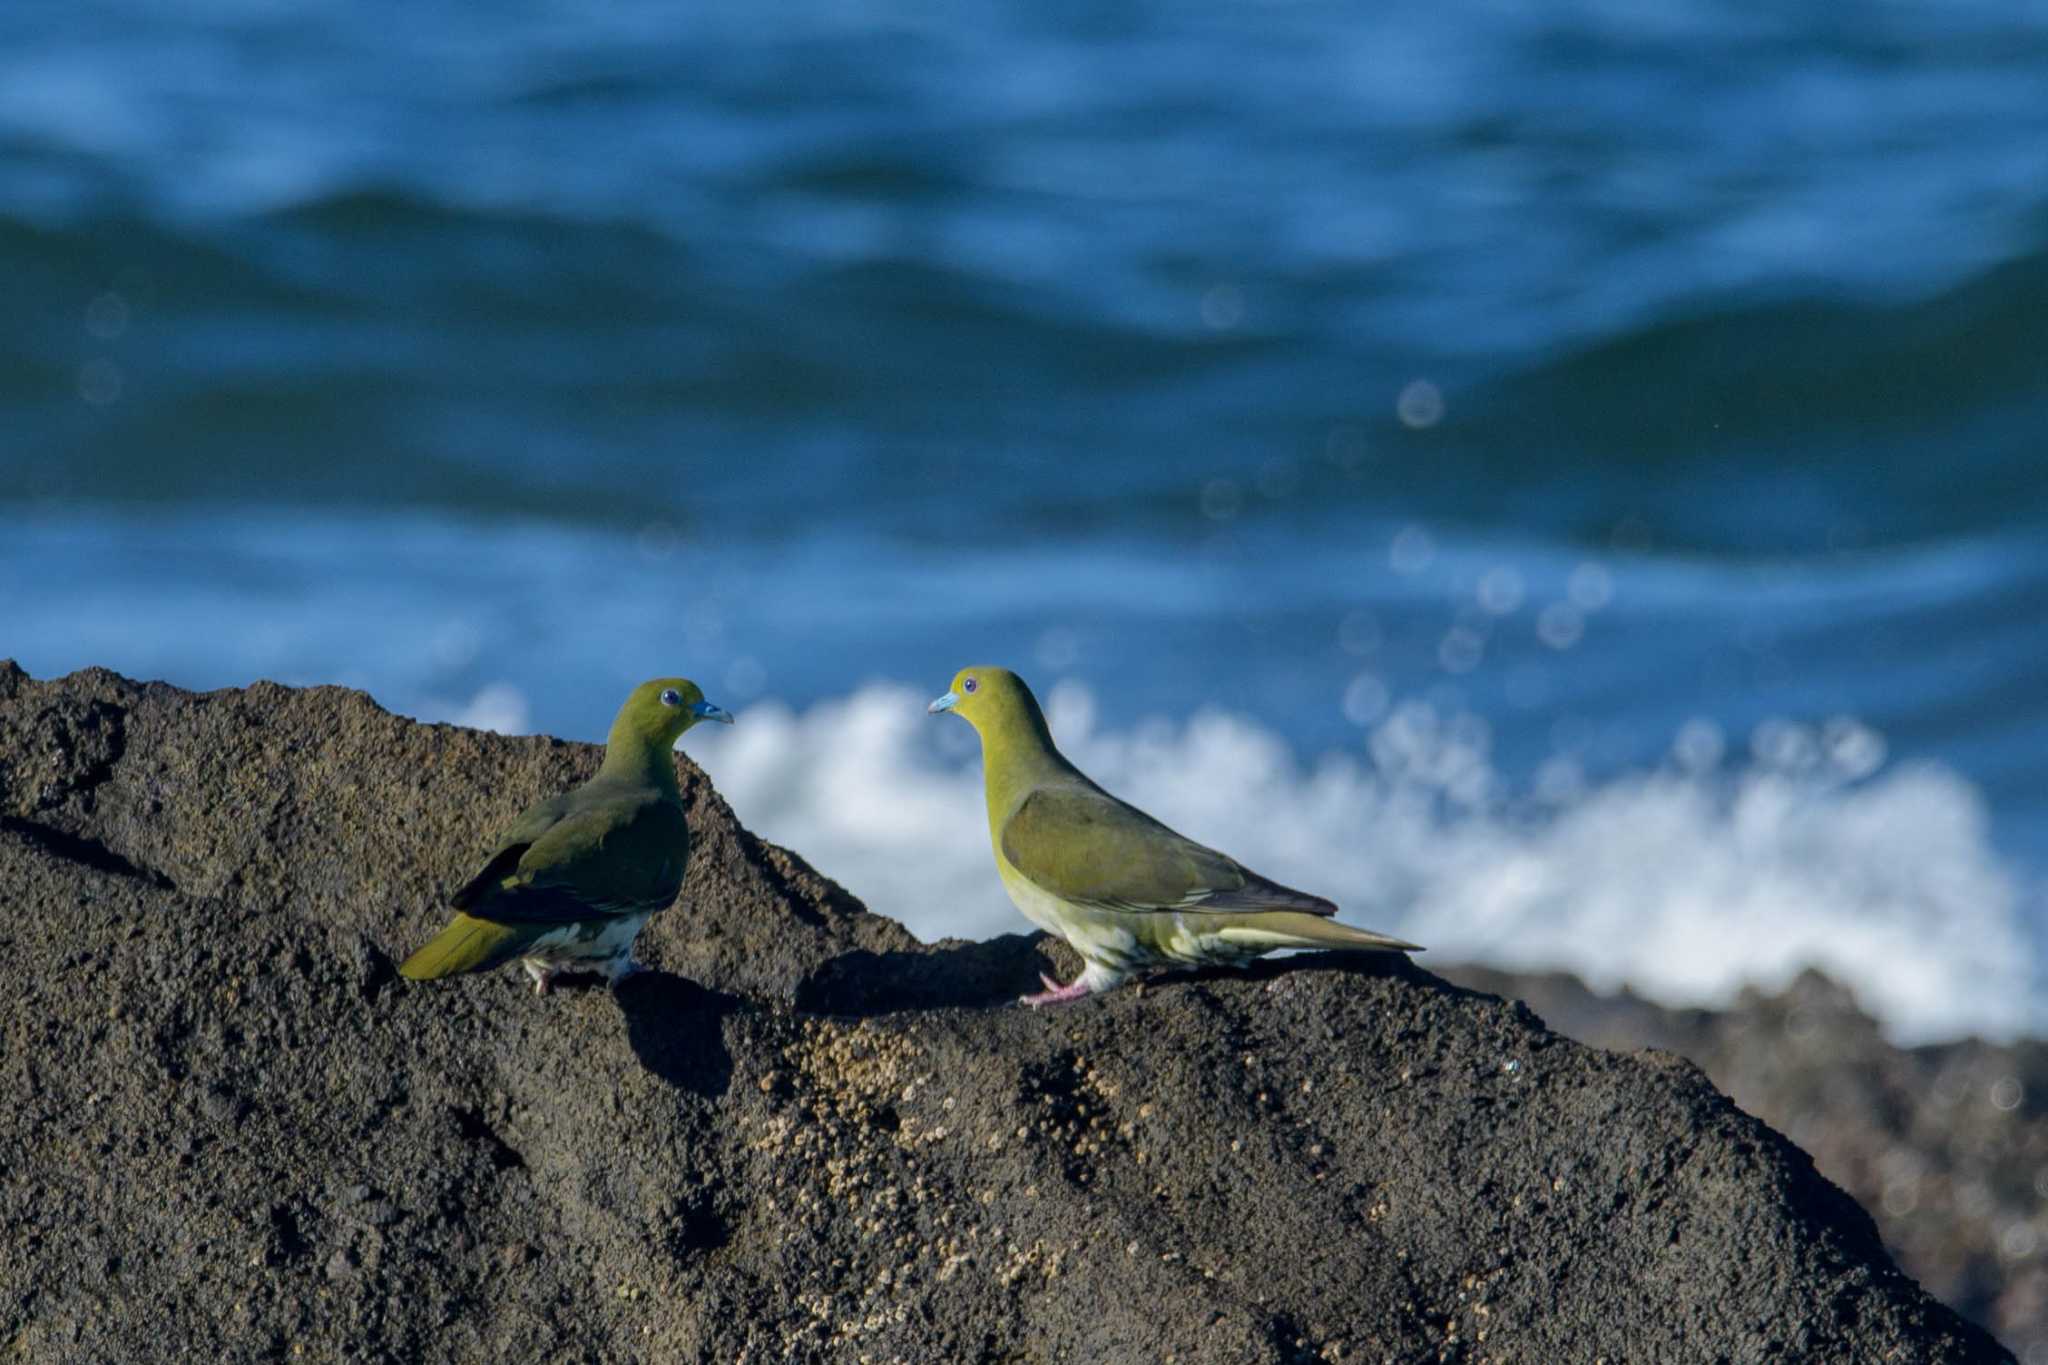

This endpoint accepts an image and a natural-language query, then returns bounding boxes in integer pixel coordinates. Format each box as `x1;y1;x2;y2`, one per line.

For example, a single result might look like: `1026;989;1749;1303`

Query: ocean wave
678;680;2041;1043
1436;247;2048;551
7;184;2045;553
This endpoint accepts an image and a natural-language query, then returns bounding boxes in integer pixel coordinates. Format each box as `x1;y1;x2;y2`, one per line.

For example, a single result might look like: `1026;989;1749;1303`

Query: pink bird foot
1019;972;1099;1008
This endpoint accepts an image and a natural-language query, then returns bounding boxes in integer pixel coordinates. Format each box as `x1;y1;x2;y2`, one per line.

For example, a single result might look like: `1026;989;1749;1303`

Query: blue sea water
4;0;2047;1038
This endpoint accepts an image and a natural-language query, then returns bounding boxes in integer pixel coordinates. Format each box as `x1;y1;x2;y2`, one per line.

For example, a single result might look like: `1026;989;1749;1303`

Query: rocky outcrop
0;665;2013;1362
1445;966;2048;1358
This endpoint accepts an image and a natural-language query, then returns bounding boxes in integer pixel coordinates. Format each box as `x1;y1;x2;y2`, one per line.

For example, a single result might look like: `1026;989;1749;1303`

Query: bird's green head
928;666;1048;741
609;677;734;754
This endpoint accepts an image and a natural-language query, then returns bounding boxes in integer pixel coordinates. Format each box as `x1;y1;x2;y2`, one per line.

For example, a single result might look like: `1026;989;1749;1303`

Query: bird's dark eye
660;688;682;707
963;677;978;694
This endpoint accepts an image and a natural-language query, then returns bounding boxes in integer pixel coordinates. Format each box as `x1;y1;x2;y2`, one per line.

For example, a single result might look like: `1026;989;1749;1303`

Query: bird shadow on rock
795;933;1062;1016
610;970;742;1098
796;934;1484;1020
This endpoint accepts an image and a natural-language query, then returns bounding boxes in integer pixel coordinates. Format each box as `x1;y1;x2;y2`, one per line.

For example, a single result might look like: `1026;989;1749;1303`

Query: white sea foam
687;681;2043;1044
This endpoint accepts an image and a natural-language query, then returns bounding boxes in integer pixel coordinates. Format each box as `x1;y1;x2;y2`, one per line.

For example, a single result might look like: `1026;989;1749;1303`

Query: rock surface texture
0;665;2015;1363
1446;967;2048;1360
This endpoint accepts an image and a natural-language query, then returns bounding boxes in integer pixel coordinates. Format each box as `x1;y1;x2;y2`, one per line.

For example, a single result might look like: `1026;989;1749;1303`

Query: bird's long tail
398;913;542;980
1213;912;1421;954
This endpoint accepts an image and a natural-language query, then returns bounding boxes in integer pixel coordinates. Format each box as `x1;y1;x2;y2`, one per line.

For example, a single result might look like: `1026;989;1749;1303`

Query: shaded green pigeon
930;666;1420;1006
399;678;732;994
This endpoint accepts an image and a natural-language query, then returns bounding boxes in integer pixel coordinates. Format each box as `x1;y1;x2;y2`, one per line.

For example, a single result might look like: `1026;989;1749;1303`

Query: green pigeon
398;677;732;994
930;666;1420;1006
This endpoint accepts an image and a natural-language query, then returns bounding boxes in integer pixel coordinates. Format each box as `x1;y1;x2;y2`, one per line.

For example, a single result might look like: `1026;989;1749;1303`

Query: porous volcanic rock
0;665;2014;1362
1444;965;2048;1358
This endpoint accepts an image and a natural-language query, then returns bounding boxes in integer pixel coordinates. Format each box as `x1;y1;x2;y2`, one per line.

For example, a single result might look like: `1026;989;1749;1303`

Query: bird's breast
994;858;1152;968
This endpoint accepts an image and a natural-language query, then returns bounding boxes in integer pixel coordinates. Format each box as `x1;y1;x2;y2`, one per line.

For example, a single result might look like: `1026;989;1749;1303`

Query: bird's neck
978;701;1073;823
598;728;683;795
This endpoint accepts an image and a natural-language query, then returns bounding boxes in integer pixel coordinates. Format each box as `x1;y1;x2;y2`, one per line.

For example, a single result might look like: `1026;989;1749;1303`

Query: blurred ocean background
4;0;2047;1041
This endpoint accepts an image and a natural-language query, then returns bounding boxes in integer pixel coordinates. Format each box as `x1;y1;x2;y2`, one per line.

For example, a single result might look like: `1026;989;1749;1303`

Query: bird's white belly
523;914;649;969
996;862;1255;974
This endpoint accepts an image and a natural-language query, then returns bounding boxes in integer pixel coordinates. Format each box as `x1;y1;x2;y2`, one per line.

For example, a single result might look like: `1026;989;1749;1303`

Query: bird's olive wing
1185;869;1339;917
468;794;687;925
999;785;1248;912
449;792;576;910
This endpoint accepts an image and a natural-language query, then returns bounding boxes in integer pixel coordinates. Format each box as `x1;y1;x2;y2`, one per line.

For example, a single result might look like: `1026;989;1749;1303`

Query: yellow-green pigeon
930;666;1419;1006
398;678;732;994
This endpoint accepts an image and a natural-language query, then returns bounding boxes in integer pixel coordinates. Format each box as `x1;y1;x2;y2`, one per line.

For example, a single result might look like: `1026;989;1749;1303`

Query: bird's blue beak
691;700;735;725
927;690;959;715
